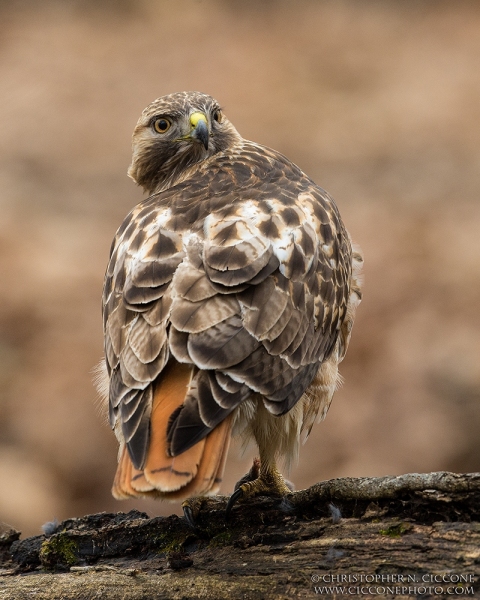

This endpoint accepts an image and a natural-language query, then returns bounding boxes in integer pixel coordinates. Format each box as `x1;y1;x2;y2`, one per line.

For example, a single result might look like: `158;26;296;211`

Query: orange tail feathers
112;361;233;501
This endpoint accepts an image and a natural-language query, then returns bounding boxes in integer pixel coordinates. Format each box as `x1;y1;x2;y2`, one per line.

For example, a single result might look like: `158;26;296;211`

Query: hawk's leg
225;457;293;520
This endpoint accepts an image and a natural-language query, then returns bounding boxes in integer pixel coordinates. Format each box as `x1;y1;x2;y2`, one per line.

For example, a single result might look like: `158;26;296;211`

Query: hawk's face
128;91;241;194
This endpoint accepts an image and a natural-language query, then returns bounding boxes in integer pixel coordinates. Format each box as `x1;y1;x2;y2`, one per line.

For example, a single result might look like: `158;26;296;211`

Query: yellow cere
190;112;207;128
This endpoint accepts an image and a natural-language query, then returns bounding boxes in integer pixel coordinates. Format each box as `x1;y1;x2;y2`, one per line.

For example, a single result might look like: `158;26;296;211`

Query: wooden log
1;472;478;599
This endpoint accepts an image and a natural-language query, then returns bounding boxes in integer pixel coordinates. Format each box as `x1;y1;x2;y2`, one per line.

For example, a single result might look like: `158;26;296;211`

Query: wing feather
103;140;356;471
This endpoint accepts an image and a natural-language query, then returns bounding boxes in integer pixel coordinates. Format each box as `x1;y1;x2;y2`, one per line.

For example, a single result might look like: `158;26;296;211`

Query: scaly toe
233;457;261;491
226;467;291;520
182;497;205;532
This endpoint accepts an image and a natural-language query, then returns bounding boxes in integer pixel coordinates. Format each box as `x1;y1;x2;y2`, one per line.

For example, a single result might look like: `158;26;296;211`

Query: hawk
98;91;362;519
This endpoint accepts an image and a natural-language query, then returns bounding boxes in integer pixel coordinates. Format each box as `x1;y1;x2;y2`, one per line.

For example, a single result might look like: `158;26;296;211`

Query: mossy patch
155;531;189;556
208;530;235;548
40;533;79;570
379;522;412;538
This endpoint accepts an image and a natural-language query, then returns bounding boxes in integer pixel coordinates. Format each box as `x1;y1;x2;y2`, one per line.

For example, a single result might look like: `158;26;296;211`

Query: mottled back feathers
103;92;356;472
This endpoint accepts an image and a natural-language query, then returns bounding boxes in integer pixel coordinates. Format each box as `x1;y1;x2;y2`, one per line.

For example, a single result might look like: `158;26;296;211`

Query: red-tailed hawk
98;91;362;520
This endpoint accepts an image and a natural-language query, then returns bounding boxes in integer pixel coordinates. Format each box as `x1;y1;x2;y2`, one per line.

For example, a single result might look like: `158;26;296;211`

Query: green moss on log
40;534;79;570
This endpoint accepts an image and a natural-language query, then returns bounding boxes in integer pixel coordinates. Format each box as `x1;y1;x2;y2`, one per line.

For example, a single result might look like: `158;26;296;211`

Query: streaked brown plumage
98;91;363;507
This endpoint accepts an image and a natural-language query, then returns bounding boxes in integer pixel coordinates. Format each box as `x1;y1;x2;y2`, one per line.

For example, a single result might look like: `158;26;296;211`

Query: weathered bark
1;472;479;599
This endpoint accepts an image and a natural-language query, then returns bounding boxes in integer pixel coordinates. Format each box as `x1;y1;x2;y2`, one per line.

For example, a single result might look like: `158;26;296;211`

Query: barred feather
102;91;362;500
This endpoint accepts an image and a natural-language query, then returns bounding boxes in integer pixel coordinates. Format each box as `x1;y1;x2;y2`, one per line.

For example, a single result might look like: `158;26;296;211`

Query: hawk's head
128;91;241;195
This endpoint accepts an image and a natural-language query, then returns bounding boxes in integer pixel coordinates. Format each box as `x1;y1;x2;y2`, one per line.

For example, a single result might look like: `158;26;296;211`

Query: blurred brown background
0;0;479;537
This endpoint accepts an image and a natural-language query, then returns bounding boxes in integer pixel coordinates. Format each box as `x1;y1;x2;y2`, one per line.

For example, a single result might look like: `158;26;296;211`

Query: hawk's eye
153;118;171;133
213;109;223;123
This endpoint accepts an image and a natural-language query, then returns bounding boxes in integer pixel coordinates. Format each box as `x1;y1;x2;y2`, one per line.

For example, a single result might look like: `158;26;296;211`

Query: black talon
183;505;199;532
225;488;244;521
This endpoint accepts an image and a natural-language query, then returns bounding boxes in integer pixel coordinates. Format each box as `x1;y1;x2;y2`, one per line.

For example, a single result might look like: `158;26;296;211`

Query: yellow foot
182;496;206;531
226;458;293;520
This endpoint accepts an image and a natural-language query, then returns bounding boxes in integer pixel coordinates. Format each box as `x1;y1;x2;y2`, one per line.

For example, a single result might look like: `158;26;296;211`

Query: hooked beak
189;112;209;150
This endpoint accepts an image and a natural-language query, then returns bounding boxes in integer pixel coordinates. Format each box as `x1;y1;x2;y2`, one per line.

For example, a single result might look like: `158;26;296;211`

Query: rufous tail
112;360;232;500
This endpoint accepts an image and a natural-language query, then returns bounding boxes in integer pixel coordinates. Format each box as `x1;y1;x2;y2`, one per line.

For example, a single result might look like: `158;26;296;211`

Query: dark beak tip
192;120;209;150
